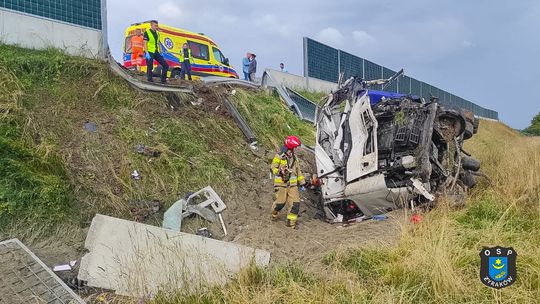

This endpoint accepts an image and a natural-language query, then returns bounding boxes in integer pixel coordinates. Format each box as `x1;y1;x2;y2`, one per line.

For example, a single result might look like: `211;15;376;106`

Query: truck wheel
463;121;474;140
473;117;480;134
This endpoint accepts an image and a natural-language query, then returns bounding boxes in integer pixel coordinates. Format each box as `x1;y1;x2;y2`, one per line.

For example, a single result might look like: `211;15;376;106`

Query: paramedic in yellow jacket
271;135;306;229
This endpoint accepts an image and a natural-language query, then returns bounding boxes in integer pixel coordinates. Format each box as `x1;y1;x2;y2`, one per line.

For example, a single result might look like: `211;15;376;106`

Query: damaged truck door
315;76;482;222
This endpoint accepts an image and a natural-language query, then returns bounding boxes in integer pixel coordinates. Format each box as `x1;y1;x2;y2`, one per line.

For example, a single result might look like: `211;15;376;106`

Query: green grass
144;122;540;304
295;90;328;105
0;44;314;239
4;45;539;303
231;90;315;148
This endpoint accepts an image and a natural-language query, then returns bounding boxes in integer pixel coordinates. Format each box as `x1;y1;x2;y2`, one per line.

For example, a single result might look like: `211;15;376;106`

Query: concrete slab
78;214;270;297
0;238;85;304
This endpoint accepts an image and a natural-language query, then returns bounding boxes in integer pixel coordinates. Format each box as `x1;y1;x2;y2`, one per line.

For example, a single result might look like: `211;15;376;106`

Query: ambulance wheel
171;69;181;79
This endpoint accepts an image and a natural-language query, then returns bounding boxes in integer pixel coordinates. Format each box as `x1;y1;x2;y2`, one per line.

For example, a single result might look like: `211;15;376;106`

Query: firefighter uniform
271;149;306;228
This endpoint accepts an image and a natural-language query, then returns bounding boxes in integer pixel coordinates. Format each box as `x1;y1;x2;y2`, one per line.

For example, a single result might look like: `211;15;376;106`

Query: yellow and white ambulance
123;21;239;79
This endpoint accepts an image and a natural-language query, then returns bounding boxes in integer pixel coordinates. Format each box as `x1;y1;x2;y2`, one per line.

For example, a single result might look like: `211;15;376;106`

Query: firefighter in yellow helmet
270;135;306;229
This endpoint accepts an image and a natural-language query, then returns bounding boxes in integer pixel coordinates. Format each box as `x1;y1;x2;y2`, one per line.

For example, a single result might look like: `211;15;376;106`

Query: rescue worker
130;29;144;71
143;20;169;84
180;43;193;81
270;135;306;229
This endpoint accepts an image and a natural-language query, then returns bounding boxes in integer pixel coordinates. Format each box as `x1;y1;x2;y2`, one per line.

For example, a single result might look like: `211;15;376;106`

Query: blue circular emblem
164;38;174;49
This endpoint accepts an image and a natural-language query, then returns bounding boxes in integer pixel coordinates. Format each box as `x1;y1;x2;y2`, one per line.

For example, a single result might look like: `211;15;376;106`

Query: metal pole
337;49;341;83
303;37;309;89
100;0;108;60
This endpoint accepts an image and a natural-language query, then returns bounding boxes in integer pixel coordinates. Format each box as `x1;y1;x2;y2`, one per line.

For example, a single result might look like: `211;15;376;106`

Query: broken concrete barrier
78;214;270;297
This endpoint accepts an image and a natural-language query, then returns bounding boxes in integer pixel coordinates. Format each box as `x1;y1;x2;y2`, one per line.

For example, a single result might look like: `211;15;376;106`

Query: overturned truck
315;77;482;222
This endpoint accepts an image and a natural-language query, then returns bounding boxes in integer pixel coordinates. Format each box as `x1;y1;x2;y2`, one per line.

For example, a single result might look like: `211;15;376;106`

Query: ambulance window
188;41;209;61
212;47;227;65
124;36;132;53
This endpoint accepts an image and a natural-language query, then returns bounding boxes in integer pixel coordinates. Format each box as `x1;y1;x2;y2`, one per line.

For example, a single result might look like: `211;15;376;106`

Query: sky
107;0;540;129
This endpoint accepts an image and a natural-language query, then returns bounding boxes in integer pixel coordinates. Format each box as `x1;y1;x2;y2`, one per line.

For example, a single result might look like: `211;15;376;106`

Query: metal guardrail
223;97;258;146
107;53;258;146
200;76;261;89
261;71;319;123
107;53;193;93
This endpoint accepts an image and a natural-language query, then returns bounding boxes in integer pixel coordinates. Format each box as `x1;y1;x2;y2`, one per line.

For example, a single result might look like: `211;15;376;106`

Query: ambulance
123;21;239;79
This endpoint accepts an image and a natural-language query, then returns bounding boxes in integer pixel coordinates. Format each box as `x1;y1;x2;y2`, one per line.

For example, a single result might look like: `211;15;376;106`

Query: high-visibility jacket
271;151;305;187
180;48;194;63
145;28;161;53
130;35;144;52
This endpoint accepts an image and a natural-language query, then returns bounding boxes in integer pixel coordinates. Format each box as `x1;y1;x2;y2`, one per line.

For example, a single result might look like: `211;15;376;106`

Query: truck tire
463;121;474;140
461;171;477;188
462;155;481;172
473;117;480;134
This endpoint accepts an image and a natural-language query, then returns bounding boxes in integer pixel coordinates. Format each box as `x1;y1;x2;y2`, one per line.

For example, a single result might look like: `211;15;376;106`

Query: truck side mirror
224;58;230;66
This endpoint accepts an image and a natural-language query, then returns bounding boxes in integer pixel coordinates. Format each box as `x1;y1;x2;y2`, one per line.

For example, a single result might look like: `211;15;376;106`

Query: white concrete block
0;8;102;58
265;69;338;93
78;214;270;297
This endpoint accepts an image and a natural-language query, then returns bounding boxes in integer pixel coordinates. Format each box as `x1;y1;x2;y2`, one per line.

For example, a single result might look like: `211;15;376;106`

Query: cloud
157;2;183;19
316;27;345;46
254;14;293;38
352;30;377;47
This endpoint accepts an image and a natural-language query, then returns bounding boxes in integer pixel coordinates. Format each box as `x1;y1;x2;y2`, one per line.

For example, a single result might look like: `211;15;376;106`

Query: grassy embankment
1;46;538;303
0;45;313;241
151;110;540;302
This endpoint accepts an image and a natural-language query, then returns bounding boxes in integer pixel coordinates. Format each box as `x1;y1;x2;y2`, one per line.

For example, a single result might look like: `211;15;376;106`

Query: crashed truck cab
315;76;480;222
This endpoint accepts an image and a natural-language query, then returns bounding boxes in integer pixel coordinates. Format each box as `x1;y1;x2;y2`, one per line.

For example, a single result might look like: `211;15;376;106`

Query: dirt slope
0;46;401;280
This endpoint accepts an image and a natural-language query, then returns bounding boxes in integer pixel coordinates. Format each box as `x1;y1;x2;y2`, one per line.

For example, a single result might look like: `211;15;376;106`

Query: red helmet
284;135;301;150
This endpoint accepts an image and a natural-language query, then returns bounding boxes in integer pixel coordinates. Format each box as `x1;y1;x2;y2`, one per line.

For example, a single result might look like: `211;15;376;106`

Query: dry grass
141;120;540;304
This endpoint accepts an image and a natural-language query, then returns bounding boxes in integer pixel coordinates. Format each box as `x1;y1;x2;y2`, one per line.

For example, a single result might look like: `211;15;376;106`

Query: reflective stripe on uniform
274;177;283;183
287;213;298;220
280;160;287;166
298;175;305;182
289;176;298;184
272;157;281;164
272;168;279;175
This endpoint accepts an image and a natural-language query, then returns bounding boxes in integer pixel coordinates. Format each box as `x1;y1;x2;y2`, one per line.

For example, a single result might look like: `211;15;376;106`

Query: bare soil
181;148;404;267
25;82;403;285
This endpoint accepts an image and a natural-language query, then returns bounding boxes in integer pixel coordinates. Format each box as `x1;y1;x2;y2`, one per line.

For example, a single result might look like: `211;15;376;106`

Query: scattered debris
131;170;142;180
84;121;97;133
163;186;228;235
53;260;77;272
78;214;270;297
191;97;203;106
411;213;423;224
372;215;388;221
196;228;213;238
130;200;162;223
135;144;161;158
0;238;85;303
